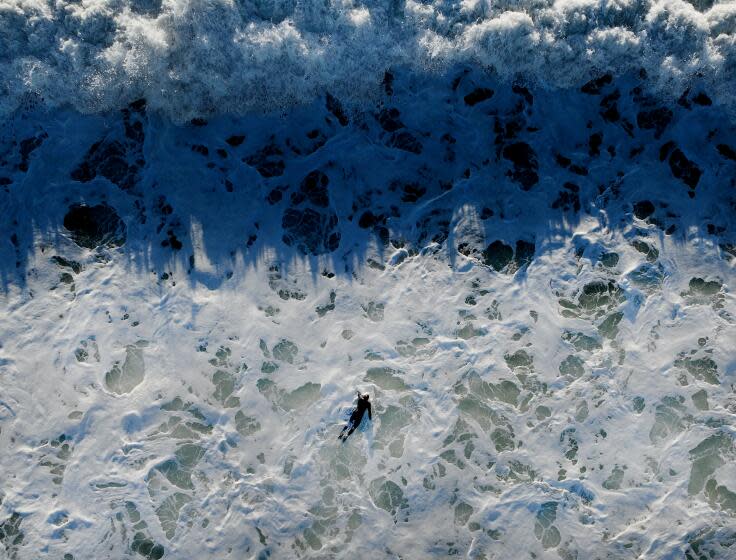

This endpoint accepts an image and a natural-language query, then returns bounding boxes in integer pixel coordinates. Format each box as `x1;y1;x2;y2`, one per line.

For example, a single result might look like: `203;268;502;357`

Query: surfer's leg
338;419;354;440
339;409;364;441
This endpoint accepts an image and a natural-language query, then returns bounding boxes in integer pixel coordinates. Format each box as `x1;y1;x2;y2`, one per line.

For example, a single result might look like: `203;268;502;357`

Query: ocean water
1;2;736;559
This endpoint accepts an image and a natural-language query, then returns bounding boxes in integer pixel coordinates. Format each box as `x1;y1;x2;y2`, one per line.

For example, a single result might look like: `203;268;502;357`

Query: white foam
2;0;736;120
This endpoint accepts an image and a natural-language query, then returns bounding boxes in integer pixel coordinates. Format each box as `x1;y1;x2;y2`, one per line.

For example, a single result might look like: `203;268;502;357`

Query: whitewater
1;1;736;559
2;0;736;120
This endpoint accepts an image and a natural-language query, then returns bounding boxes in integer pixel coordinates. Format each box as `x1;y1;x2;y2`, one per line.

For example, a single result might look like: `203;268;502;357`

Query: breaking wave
2;0;736;120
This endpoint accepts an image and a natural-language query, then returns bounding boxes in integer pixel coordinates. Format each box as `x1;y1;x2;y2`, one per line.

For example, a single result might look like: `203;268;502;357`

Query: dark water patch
63;204;126;250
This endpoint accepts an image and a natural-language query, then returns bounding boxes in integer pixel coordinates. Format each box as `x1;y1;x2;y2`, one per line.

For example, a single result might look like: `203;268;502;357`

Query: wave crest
1;0;735;120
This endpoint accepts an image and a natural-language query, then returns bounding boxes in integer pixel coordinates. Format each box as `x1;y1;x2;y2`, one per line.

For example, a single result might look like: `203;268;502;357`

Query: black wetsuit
338;396;372;441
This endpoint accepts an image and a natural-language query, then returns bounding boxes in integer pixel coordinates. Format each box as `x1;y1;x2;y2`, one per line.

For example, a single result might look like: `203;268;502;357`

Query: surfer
338;392;372;441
